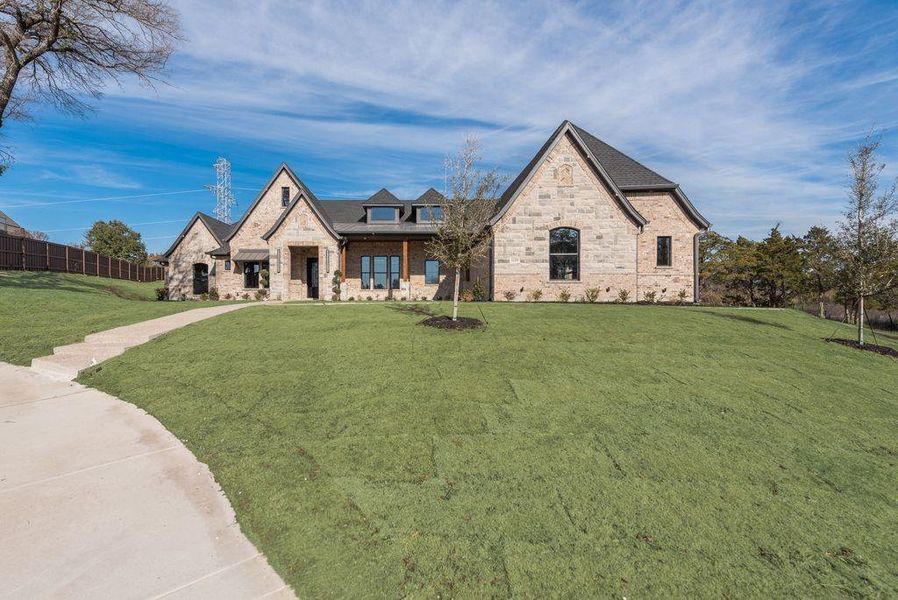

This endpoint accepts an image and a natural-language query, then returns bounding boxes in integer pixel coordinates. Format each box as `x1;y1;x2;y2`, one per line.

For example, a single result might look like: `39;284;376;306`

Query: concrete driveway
0;362;293;599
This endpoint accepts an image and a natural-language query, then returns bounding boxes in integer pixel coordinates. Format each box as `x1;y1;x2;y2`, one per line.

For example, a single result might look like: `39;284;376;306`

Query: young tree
837;132;898;346
83;219;147;263
0;1;180;170
698;230;733;303
426;136;503;321
801;225;839;318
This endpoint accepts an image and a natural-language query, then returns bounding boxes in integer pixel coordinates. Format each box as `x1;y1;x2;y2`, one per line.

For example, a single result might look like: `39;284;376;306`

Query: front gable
167;217;217;269
225;165;301;250
262;191;338;243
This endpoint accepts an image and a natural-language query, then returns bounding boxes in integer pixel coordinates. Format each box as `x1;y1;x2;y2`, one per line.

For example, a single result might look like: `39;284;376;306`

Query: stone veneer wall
165;219;217;299
266;195;340;301
492;133;640;302
628;191;700;302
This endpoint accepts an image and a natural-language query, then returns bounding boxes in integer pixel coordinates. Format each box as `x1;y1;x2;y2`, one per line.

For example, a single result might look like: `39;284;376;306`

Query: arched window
549;227;579;280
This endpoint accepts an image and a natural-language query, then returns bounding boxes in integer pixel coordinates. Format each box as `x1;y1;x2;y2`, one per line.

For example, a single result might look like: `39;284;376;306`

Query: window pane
550;228;579;253
390;256;400;289
368;207;396;221
425;260;439;284
657;236;672;267
243;261;260;288
281;186;290;206
550;255;578;280
360;256;371;289
420;206;443;221
374;256;387;289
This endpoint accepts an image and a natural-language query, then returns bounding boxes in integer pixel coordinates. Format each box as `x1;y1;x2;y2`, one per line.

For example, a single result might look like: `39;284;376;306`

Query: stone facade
165;219;217;299
162;125;706;304
628;191;700;302
266;195;340;301
492;134;640;302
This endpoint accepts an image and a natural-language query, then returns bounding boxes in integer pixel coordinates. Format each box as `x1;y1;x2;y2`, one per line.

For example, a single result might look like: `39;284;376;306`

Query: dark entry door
193;263;209;294
307;257;319;299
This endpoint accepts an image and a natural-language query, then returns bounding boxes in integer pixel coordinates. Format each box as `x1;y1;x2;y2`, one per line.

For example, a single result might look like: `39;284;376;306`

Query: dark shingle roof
569;124;674;188
413;188;446;205
162;211;234;259
363;188;402;205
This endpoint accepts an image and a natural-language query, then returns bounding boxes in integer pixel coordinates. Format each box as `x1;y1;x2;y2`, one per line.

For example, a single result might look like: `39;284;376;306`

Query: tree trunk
818;298;825;319
451;267;461;321
858;295;865;346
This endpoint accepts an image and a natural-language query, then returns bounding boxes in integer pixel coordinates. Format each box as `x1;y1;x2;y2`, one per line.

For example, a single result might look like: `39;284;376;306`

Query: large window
373;256;388;289
418;206;444;222
549;227;579;280
368;207;397;222
390;256;401;289
243;261;260;288
657;236;672;267
281;186;290;207
424;259;439;285
360;256;371;289
192;263;209;295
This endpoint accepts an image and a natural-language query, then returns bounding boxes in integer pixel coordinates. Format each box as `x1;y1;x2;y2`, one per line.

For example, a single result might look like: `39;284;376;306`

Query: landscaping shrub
155;287;168;301
471;279;486;301
460;289;475;302
366;296;373;301
242;293;250;300
644;290;657;303
616;289;630;303
677;289;688;304
558;289;571;303
260;268;270;289
224;293;232;300
347;296;355;301
255;289;269;301
526;289;543;302
200;292;208;301
332;270;342;300
208;287;220;301
503;290;517;301
584;287;600;303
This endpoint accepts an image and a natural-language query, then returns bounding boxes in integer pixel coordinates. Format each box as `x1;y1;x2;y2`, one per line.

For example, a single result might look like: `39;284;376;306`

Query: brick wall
165;219;217;299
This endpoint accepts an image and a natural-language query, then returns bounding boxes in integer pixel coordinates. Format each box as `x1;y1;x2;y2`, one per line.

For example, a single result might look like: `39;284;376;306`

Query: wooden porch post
340;243;347;282
402;239;409;280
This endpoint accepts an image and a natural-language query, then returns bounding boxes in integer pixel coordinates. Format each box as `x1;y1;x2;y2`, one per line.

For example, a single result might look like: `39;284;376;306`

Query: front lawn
0;271;234;365
79;303;898;597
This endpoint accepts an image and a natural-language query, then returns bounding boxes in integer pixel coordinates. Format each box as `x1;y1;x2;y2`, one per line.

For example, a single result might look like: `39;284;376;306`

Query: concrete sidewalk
31;302;264;381
0;362;294;599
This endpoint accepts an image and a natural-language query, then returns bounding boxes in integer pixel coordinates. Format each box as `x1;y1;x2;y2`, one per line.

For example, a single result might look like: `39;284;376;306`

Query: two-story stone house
162;121;710;302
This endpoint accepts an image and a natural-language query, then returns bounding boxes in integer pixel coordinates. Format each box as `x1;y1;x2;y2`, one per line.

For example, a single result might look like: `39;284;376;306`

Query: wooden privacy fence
0;233;165;282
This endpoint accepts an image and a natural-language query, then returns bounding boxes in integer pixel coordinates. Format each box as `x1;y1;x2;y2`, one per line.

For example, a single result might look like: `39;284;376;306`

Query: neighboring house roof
161;211;233;259
0;209;25;234
492;120;709;229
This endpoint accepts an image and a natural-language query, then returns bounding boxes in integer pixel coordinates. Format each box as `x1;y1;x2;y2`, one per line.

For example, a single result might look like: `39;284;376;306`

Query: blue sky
2;0;898;253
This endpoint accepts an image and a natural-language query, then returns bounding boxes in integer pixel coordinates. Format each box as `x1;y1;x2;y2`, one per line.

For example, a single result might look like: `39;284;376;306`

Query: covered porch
284;245;322;300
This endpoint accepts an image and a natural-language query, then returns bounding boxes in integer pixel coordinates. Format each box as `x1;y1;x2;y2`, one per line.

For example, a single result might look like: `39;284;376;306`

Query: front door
306;257;319;299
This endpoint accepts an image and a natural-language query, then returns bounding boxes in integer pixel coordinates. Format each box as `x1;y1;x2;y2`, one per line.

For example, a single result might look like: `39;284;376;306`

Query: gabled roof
162;212;233;259
362;188;402;206
230;163;340;244
492;120;710;229
412;188;446;206
0;209;23;229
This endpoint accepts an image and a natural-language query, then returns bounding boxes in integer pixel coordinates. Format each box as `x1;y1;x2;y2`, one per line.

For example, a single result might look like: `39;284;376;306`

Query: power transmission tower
206;157;237;223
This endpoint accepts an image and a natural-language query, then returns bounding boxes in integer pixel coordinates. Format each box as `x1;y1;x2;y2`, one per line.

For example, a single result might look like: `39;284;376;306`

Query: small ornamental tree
837;131;898;346
426;136;503;321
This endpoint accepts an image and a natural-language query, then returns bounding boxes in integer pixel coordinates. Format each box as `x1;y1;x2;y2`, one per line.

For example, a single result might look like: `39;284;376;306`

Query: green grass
0;271;236;365
77;303;898;598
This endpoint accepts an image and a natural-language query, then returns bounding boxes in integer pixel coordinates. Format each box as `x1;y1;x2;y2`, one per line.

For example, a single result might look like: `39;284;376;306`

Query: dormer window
281;186;290;207
367;207;398;222
417;206;444;222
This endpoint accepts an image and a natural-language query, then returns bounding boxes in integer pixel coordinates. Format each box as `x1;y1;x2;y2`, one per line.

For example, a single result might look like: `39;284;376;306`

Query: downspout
635;226;640;302
693;232;701;304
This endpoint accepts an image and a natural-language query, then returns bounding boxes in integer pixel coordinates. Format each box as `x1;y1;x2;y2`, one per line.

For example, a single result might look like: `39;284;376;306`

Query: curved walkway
0;302;294;599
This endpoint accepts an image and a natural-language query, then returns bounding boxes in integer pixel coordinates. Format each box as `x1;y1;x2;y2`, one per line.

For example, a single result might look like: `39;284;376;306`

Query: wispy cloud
6;0;898;247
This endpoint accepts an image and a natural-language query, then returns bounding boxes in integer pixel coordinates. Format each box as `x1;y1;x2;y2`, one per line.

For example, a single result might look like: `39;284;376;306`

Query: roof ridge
569;122;674;187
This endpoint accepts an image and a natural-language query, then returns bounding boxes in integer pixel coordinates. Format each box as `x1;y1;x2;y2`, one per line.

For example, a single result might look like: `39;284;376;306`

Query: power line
41;219;187;233
0;189;207;209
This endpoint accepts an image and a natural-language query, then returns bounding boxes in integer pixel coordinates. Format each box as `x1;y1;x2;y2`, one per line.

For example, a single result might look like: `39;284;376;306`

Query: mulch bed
421;316;484;330
825;338;898;358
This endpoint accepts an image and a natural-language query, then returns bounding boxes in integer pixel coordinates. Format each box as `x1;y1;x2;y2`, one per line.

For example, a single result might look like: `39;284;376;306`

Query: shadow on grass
0;271;154;300
697;310;792;330
385;303;438;317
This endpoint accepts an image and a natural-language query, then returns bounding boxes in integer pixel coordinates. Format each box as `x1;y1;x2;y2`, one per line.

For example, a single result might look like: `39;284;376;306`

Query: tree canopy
83;220;147;263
